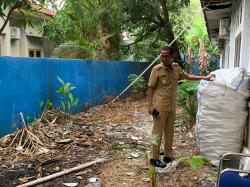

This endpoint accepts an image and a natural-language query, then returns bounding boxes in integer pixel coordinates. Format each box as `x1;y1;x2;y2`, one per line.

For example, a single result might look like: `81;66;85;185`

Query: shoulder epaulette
172;62;179;67
154;64;162;71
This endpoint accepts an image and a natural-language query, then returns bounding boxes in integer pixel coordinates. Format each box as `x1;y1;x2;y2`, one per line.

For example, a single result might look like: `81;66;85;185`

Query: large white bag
196;68;250;161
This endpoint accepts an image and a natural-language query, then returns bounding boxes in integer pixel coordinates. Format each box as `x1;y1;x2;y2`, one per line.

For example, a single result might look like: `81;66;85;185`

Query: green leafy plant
177;80;199;125
179;155;210;171
57;77;79;113
47;100;53;108
12;122;17;129
147;166;156;178
128;74;146;95
146;166;157;187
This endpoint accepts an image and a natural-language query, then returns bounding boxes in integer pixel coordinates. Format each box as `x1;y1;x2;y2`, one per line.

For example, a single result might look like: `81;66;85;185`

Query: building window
29;49;41;58
234;33;241;67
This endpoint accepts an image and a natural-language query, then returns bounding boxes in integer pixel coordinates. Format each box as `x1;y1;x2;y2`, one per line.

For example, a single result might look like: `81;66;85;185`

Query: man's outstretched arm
187;74;215;81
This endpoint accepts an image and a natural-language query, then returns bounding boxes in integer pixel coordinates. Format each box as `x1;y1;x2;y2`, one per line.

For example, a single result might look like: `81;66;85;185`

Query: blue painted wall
0;57;150;136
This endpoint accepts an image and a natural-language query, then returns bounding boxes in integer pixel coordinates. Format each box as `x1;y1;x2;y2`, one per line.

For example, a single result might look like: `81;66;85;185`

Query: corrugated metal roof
200;0;232;45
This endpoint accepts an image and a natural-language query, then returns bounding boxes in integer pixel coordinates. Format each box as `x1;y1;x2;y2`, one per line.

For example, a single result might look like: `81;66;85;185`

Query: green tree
120;0;190;61
0;0;54;34
171;0;219;74
128;74;146;95
42;0;123;60
172;0;218;54
42;0;191;61
52;41;91;59
41;0;217;62
0;0;31;33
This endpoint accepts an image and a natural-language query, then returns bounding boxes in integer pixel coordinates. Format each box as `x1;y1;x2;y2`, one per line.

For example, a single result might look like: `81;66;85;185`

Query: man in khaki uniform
148;46;214;168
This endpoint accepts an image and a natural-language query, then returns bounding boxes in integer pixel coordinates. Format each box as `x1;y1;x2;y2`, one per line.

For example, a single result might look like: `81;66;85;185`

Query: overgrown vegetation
177;80;199;125
1;0;219;63
200;55;220;76
179;155;210;171
41;0;196;61
127;74;146;95
42;0;123;60
52;41;91;59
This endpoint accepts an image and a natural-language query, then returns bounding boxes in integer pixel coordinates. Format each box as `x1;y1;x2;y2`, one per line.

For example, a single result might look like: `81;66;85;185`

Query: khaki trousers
151;111;176;160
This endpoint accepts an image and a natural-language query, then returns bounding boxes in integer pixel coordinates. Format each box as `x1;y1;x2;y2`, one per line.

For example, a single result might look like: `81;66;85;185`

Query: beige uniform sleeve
178;66;189;80
148;68;158;88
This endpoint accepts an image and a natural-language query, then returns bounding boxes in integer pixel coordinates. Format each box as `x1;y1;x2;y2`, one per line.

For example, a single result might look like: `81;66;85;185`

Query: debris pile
0;98;216;187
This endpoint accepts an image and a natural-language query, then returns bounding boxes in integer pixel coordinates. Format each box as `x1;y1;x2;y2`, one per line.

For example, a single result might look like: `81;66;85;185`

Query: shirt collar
161;62;173;70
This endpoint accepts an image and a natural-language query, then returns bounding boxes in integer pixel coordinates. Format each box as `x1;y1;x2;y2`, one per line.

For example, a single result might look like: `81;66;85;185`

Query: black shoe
150;159;166;168
163;156;175;163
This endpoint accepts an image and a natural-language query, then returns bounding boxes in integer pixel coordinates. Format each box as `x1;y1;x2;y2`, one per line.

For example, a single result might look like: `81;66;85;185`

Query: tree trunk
0;5;18;34
159;0;181;62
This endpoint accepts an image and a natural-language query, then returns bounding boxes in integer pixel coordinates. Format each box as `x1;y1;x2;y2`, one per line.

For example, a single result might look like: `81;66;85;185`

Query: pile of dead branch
0;98;144;163
0;109;108;165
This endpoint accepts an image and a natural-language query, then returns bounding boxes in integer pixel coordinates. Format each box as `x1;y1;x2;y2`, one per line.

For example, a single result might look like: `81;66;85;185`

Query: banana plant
57;76;79;113
177;80;199;124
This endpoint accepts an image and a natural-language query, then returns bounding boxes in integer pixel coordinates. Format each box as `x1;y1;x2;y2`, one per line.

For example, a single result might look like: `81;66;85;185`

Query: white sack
196;68;250;161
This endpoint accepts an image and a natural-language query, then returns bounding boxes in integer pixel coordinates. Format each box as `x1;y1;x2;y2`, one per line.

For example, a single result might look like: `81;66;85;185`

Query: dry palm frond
7;113;45;156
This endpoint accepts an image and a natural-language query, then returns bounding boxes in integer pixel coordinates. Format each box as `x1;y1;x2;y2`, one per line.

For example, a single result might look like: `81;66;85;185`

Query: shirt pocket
159;74;170;87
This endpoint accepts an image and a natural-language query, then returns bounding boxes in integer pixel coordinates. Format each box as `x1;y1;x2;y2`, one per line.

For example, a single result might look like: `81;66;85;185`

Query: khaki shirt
148;62;188;112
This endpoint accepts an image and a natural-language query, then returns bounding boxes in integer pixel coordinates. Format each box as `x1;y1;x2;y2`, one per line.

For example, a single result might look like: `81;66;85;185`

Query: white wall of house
27;36;43;57
224;40;230;68
227;0;250;72
0;14;11;56
26;27;43;38
241;0;250;72
220;40;230;68
0;25;54;58
19;30;28;57
0;8;11;56
228;0;241;68
0;10;54;58
10;39;20;56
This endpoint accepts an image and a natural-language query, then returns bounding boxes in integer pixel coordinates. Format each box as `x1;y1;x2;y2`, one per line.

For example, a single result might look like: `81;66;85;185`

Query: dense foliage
1;0;218;62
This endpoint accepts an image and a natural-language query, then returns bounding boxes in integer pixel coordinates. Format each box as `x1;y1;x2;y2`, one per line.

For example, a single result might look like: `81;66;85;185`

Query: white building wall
0;9;53;58
0;8;11;56
1;29;11;56
228;0;239;68
26;26;42;38
223;40;230;68
26;36;44;57
10;39;20;57
19;29;28;57
227;0;250;72
241;0;250;72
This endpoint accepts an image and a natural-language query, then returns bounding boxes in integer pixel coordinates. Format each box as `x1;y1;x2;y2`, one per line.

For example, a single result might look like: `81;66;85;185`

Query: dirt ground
0;98;217;187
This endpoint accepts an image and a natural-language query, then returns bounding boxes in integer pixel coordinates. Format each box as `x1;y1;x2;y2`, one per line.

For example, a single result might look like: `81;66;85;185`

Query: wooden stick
8;130;20;148
17;158;107;187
